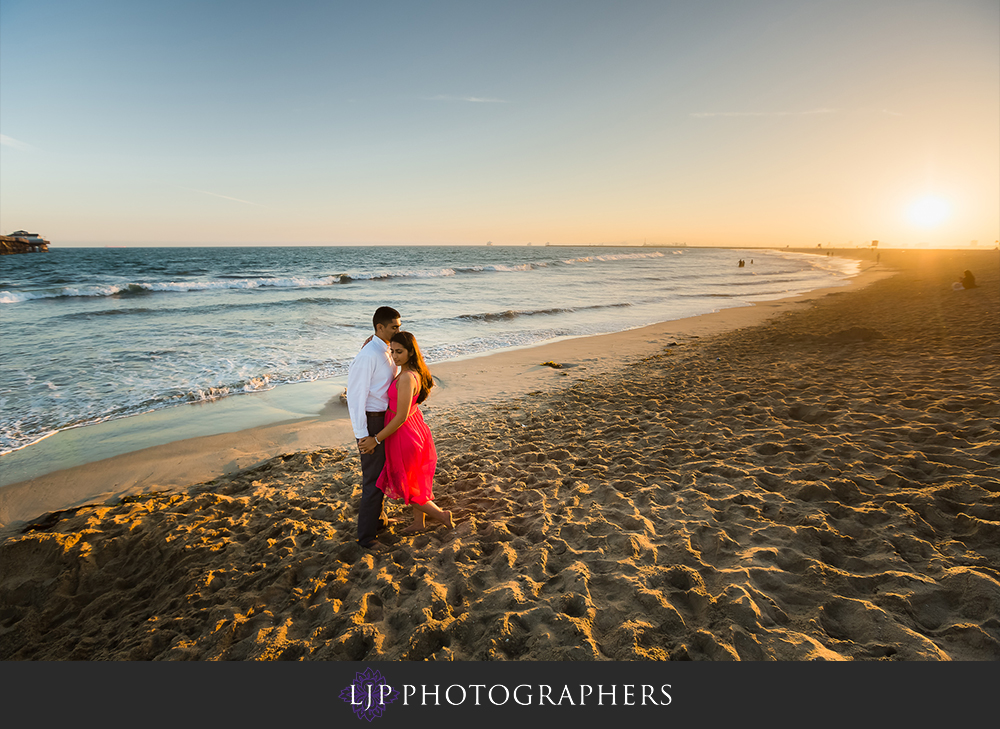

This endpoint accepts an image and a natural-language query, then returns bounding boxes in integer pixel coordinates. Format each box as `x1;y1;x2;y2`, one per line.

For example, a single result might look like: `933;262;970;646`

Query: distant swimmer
738;259;745;267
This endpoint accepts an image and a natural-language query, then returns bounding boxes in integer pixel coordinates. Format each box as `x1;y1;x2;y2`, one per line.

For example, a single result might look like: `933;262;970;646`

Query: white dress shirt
346;336;398;439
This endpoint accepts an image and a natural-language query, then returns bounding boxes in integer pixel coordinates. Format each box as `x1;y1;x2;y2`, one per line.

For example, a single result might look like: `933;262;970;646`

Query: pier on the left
0;230;50;254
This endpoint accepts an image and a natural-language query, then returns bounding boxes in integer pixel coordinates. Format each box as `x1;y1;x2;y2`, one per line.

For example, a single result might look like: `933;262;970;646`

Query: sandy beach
1;248;997;660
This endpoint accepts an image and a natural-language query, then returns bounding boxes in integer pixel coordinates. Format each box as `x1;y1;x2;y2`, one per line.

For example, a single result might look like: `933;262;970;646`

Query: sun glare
908;197;950;227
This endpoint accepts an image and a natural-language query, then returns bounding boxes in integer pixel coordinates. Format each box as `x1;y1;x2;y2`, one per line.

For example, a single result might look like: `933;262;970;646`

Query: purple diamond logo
339;667;400;721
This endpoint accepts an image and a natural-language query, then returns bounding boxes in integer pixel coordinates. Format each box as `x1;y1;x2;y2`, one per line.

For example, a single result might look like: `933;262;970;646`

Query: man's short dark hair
373;306;401;330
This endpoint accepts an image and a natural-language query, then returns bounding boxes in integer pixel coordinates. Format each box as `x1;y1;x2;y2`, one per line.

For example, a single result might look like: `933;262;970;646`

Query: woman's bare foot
441;510;455;529
401;508;426;534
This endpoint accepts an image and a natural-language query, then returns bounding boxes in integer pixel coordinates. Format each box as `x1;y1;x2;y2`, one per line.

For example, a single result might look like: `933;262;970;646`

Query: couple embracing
346;306;454;551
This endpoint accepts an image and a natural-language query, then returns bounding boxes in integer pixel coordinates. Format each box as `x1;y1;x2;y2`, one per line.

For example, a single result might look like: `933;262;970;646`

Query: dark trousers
356;411;387;546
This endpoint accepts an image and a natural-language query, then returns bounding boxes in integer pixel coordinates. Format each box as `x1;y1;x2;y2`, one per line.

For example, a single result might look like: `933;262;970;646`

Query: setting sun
908;196;951;227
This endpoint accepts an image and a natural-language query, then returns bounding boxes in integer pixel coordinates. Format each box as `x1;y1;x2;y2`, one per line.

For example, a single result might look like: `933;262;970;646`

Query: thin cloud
427;95;508;103
691;108;837;118
177;186;258;206
1;134;36;152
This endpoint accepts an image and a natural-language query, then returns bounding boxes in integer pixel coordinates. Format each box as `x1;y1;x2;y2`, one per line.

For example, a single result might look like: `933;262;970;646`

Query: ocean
0;245;858;460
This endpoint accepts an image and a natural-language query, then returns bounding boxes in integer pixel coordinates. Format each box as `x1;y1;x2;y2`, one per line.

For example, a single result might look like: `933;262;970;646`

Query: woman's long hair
391;331;434;404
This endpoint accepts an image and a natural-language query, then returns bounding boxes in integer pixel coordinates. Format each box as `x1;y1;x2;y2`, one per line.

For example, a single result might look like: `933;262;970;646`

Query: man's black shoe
359;539;389;554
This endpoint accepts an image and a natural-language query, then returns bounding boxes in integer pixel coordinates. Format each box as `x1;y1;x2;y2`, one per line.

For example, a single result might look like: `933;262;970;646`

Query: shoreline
0;254;883;532
0;247;996;660
0;244;856;475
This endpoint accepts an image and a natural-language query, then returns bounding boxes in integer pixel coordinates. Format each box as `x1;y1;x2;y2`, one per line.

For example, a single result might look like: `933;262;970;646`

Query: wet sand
1;248;997;660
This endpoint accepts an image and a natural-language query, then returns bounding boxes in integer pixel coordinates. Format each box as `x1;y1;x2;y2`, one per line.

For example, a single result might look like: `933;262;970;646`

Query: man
346;306;401;550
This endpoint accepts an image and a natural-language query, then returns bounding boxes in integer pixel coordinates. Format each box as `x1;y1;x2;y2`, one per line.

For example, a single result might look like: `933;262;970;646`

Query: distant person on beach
347;306;401;550
961;270;977;289
373;331;454;534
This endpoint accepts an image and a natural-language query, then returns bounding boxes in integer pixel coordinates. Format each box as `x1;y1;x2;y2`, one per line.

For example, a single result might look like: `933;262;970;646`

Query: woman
374;331;455;533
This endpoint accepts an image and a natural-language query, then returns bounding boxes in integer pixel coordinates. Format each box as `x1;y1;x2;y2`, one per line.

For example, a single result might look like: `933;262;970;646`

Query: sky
1;0;997;248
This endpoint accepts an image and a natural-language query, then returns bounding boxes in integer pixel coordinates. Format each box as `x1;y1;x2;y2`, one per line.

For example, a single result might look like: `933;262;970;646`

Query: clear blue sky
2;0;997;247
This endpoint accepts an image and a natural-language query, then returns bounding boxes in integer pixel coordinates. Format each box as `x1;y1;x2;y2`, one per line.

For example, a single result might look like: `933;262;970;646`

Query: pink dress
376;376;437;504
